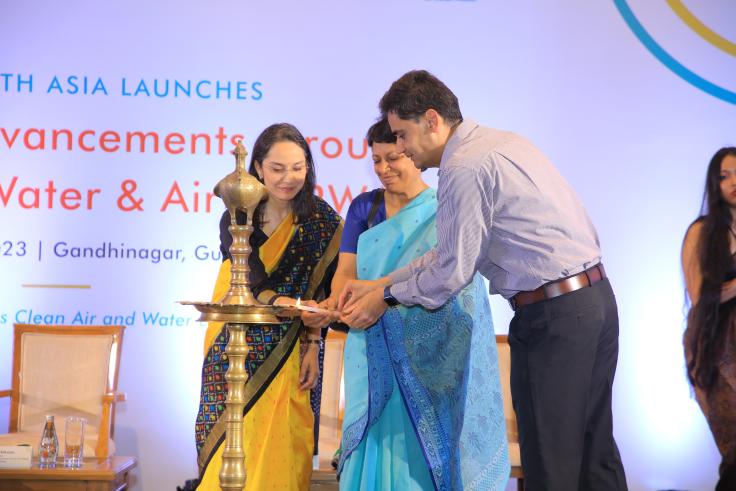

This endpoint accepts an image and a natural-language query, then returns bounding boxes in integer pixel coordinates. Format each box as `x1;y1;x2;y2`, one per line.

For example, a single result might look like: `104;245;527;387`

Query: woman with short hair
327;118;509;491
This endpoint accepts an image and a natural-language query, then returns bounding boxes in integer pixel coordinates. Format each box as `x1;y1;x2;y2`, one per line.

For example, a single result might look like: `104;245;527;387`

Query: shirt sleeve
388;248;437;284
339;192;371;254
389;164;492;308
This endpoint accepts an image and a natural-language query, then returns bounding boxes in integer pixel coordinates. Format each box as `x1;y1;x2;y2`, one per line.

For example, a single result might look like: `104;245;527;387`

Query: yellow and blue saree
195;197;342;490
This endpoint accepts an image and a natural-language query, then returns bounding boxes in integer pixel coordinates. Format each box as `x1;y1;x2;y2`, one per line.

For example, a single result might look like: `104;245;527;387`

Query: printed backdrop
1;1;734;489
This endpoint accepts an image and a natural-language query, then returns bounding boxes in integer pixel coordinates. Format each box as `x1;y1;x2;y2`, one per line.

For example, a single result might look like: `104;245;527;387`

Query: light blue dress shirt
389;119;601;304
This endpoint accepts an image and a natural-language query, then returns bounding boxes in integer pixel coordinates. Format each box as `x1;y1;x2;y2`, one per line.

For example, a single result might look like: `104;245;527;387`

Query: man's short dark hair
379;70;462;124
366;118;396;146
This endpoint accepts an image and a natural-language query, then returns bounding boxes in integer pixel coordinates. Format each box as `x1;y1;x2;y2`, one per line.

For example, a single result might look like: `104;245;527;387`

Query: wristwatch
383;286;399;307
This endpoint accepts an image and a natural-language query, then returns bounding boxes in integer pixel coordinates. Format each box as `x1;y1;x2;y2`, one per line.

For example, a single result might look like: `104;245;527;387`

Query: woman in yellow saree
194;123;342;490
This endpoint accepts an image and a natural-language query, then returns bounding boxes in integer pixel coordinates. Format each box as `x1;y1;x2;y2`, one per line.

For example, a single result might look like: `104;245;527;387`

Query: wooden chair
496;334;525;491
0;324;126;459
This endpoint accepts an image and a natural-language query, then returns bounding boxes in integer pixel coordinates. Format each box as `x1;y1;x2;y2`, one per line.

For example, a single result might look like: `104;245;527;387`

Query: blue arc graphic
614;0;736;105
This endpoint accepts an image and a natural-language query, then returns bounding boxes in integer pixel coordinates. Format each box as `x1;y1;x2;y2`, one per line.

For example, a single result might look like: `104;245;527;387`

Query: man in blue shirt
339;70;627;491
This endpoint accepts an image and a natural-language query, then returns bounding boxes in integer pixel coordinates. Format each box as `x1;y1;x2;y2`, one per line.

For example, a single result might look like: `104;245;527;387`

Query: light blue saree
338;188;509;491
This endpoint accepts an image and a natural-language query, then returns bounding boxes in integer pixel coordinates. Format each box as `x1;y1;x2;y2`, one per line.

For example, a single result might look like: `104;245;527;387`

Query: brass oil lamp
181;141;293;490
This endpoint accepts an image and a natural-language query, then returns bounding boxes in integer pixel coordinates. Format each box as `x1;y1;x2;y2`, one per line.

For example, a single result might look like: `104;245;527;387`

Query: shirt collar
440;119;478;170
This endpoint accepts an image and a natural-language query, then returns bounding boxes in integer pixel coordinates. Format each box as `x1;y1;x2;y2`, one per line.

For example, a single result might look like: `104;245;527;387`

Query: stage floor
310;470;338;490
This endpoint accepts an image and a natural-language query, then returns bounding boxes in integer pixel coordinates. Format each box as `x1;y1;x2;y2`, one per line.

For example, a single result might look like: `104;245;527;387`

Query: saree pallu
195;198;342;490
338;189;509;491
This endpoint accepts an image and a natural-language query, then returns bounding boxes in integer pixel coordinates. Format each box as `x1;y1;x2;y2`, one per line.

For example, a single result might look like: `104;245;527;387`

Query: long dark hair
687;146;736;390
248;123;317;227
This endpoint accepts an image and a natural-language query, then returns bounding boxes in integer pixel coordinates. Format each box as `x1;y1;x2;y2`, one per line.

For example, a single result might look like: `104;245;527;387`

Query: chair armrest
96;392;126;458
0;390;11;398
102;391;126;403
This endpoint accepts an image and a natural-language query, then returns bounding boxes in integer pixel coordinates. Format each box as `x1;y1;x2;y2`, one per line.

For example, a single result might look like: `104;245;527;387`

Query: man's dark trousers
508;279;627;491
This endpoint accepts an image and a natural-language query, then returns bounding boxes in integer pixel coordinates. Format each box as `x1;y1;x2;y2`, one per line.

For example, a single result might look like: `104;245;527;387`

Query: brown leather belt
509;263;607;311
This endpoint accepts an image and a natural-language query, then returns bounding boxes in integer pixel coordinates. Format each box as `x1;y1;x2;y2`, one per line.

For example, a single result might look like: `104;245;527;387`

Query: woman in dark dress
682;147;736;490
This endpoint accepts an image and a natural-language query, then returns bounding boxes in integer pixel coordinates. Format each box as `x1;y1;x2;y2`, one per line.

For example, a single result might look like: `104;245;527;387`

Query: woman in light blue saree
326;119;509;491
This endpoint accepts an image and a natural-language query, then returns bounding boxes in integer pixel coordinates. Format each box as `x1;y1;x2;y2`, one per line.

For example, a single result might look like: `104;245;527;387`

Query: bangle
267;294;283;305
257;290;278;305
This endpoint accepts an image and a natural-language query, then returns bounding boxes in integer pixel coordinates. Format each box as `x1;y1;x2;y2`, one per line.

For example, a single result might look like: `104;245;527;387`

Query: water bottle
38;415;59;467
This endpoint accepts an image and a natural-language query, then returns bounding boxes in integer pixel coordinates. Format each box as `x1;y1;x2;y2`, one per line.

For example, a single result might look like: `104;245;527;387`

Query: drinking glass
63;416;85;468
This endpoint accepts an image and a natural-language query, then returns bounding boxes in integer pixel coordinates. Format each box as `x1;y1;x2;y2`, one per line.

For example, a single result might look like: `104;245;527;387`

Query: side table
0;455;137;491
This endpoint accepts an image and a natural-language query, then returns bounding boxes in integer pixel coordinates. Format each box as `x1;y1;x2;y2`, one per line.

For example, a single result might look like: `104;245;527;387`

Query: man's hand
339;285;388;329
338;278;389;311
